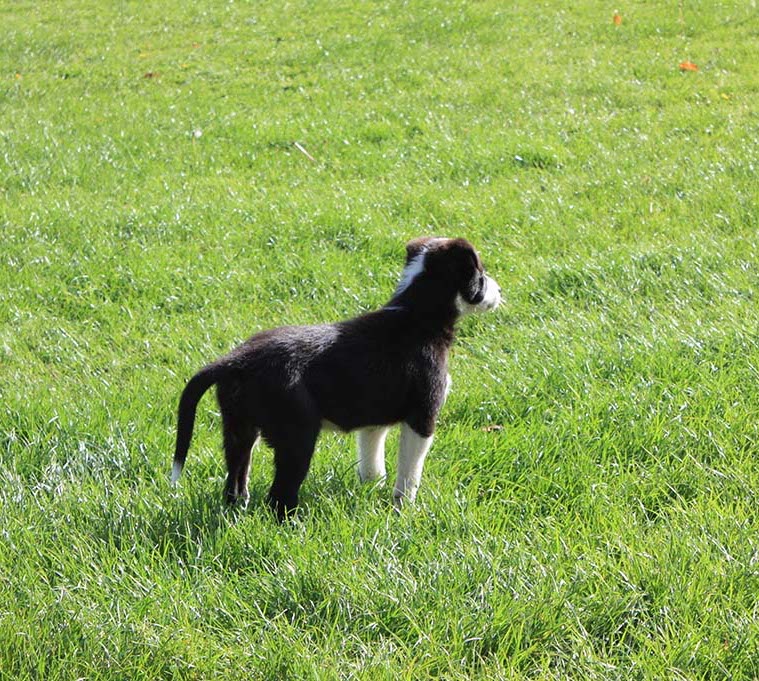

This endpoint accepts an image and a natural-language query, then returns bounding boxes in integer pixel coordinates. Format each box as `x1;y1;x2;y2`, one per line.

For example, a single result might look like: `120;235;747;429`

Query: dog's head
394;237;501;315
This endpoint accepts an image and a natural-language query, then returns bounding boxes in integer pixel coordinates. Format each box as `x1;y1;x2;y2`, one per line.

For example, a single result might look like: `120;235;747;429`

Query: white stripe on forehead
395;237;450;296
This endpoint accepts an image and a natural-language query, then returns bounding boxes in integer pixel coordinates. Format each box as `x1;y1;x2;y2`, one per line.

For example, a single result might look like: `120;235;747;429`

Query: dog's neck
384;286;460;345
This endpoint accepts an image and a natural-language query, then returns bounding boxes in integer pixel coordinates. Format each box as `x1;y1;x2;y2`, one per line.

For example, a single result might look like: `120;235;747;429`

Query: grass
1;0;758;677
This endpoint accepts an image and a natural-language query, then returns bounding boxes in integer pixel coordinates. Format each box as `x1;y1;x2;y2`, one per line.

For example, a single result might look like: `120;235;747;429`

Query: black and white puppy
171;237;501;519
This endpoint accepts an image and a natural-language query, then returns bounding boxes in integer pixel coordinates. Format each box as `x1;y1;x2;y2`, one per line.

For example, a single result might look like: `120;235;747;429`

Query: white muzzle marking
456;275;501;315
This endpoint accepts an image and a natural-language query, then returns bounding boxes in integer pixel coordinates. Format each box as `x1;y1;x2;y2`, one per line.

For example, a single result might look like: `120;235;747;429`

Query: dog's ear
445;239;481;275
405;237;435;264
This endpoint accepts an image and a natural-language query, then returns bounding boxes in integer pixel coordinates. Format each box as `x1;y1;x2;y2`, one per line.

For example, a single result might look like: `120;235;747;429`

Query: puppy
171;237;501;519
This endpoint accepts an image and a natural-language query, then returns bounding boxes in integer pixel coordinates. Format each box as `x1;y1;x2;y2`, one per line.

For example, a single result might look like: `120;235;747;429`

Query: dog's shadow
92;465;392;569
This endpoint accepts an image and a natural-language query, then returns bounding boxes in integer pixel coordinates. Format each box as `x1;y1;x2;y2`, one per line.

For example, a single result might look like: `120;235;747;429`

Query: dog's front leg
393;423;434;508
357;426;389;482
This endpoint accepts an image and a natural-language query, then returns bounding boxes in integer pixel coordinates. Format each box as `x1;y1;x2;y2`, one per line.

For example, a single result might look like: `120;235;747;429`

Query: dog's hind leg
264;409;321;521
357;426;389;482
266;430;319;521
222;418;260;507
393;423;434;508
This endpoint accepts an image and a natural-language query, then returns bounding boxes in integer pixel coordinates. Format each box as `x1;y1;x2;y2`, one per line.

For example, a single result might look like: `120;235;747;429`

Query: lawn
1;0;758;678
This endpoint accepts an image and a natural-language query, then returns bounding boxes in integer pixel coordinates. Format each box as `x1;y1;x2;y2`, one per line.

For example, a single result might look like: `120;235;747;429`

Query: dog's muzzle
478;275;501;311
458;275;501;315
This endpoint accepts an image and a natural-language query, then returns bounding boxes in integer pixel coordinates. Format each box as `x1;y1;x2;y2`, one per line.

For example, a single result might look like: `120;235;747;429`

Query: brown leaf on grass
143;71;160;79
679;61;698;72
481;425;504;433
613;12;622;25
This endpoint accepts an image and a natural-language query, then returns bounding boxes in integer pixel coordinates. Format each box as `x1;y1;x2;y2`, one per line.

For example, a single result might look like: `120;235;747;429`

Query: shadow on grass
86;460;388;568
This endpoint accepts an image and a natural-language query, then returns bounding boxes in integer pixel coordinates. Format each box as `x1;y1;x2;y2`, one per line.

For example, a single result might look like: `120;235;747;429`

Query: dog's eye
465;271;486;304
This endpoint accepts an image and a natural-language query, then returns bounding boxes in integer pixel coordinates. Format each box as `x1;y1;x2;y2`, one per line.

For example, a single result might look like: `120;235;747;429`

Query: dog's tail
171;363;224;484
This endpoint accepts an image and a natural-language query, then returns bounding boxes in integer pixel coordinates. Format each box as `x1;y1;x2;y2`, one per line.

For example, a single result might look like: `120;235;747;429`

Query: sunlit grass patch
1;0;758;678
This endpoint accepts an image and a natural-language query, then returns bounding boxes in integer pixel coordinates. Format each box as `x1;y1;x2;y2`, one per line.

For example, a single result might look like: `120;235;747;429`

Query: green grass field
2;1;758;678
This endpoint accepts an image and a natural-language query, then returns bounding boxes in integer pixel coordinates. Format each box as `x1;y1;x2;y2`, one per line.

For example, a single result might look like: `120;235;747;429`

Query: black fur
172;237;493;519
